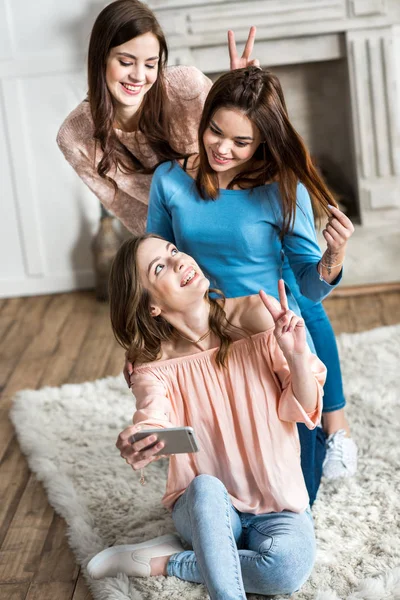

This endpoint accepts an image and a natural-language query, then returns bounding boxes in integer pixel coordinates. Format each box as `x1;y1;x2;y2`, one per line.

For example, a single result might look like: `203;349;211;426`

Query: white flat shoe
87;533;183;579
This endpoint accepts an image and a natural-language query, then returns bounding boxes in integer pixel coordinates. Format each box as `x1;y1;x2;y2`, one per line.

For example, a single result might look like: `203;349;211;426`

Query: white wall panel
0;82;25;280
0;0;14;60
20;70;100;276
2;78;46;276
392;25;400;175
5;0;99;57
0;66;101;297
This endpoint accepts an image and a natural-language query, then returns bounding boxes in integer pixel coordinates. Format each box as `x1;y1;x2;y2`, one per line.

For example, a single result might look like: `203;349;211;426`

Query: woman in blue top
145;66;357;503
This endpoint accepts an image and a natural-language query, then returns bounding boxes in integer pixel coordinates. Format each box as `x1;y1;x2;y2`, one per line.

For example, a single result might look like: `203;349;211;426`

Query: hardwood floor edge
331;281;400;298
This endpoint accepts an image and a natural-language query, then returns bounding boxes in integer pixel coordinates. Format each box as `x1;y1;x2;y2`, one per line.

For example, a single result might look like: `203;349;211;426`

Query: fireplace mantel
150;0;399;68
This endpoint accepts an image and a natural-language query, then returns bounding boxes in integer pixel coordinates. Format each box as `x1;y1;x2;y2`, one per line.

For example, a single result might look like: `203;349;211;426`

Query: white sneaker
323;429;358;479
87;533;184;579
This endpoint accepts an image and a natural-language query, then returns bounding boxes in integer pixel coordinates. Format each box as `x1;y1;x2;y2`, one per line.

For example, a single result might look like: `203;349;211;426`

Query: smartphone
129;426;200;456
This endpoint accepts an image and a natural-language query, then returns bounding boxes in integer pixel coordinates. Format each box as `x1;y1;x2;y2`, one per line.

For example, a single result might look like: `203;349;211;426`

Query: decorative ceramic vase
91;205;121;302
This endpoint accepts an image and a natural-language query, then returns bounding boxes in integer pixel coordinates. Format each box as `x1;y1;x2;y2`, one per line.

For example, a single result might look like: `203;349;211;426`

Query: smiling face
105;32;160;116
203;107;262;178
137;237;209;317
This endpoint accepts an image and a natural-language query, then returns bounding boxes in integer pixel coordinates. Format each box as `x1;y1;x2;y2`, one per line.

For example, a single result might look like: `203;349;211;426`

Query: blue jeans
167;475;316;599
282;263;346;504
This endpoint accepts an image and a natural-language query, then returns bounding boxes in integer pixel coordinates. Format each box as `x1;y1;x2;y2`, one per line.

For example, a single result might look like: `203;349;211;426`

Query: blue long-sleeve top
146;161;341;309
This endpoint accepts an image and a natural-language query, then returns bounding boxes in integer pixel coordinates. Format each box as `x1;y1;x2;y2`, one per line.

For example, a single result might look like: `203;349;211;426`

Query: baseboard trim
331;281;400;298
0;271;95;298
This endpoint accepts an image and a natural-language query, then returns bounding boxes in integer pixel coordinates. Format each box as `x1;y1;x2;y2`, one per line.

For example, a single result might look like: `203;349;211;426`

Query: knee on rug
253;530;315;595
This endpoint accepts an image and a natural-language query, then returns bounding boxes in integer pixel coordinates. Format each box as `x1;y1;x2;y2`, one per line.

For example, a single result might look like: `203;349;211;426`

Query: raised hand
259;280;306;357
320;205;354;279
228;26;260;70
323;205;354;254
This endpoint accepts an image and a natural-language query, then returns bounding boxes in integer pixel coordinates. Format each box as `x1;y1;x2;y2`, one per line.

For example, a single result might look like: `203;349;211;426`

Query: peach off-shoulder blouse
131;329;326;515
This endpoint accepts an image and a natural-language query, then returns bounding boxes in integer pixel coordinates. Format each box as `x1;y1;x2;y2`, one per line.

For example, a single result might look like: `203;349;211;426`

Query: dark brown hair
109;234;235;367
88;0;182;191
196;66;336;236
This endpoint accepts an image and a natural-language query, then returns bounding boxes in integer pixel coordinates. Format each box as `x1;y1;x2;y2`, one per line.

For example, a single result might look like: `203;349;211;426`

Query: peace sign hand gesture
259;280;307;358
228;27;260;70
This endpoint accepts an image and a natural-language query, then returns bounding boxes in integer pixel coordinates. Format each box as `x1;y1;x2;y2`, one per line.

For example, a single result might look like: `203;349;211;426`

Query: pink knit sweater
57;66;212;234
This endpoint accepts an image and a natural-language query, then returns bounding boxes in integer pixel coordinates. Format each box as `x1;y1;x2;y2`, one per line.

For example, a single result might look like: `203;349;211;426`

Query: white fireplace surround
0;0;399;296
153;0;400;217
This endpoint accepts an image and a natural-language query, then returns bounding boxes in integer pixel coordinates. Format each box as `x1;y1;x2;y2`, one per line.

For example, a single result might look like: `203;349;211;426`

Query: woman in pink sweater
56;0;256;234
87;233;326;597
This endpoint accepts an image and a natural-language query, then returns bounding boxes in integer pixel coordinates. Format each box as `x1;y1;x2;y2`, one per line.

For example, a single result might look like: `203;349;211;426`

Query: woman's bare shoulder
225;295;275;334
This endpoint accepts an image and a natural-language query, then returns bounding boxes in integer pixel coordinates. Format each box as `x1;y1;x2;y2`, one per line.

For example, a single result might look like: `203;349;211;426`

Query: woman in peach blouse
87;233;326;599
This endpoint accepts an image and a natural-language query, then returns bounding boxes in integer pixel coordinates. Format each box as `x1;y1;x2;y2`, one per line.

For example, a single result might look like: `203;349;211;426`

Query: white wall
0;0;101;297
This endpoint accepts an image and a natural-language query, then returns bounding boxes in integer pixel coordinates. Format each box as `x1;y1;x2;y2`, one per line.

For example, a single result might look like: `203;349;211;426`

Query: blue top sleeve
146;163;176;244
282;183;342;302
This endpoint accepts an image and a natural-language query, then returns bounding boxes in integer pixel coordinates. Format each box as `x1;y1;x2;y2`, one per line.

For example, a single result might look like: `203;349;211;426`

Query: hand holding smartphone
130;426;200;456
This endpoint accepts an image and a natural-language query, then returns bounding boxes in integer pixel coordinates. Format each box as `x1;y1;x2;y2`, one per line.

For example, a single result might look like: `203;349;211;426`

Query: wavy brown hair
88;0;182;192
109;234;235;367
196;66;336;236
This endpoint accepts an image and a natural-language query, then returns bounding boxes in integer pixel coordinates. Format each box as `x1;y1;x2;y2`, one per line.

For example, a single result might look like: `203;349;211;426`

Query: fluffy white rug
10;325;400;600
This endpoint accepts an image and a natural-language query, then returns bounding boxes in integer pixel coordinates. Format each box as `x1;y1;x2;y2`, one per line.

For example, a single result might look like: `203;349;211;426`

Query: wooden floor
1;289;400;600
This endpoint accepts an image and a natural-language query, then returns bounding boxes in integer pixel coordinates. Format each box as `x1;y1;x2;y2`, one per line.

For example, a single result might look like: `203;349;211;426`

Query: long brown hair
88;0;182;192
109;234;234;367
196;66;336;236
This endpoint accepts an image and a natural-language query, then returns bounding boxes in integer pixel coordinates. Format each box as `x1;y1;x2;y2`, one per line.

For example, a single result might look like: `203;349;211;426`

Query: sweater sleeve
131;368;176;429
165;66;212;154
281;183;343;302
146;163;176;243
166;65;212;102
56;111;149;235
267;332;326;429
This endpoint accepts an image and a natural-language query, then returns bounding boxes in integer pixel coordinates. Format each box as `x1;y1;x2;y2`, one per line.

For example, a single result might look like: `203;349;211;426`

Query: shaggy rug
10;324;400;600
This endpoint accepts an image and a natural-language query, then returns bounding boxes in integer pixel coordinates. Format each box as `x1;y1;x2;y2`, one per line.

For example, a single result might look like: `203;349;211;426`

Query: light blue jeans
167;475;316;599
